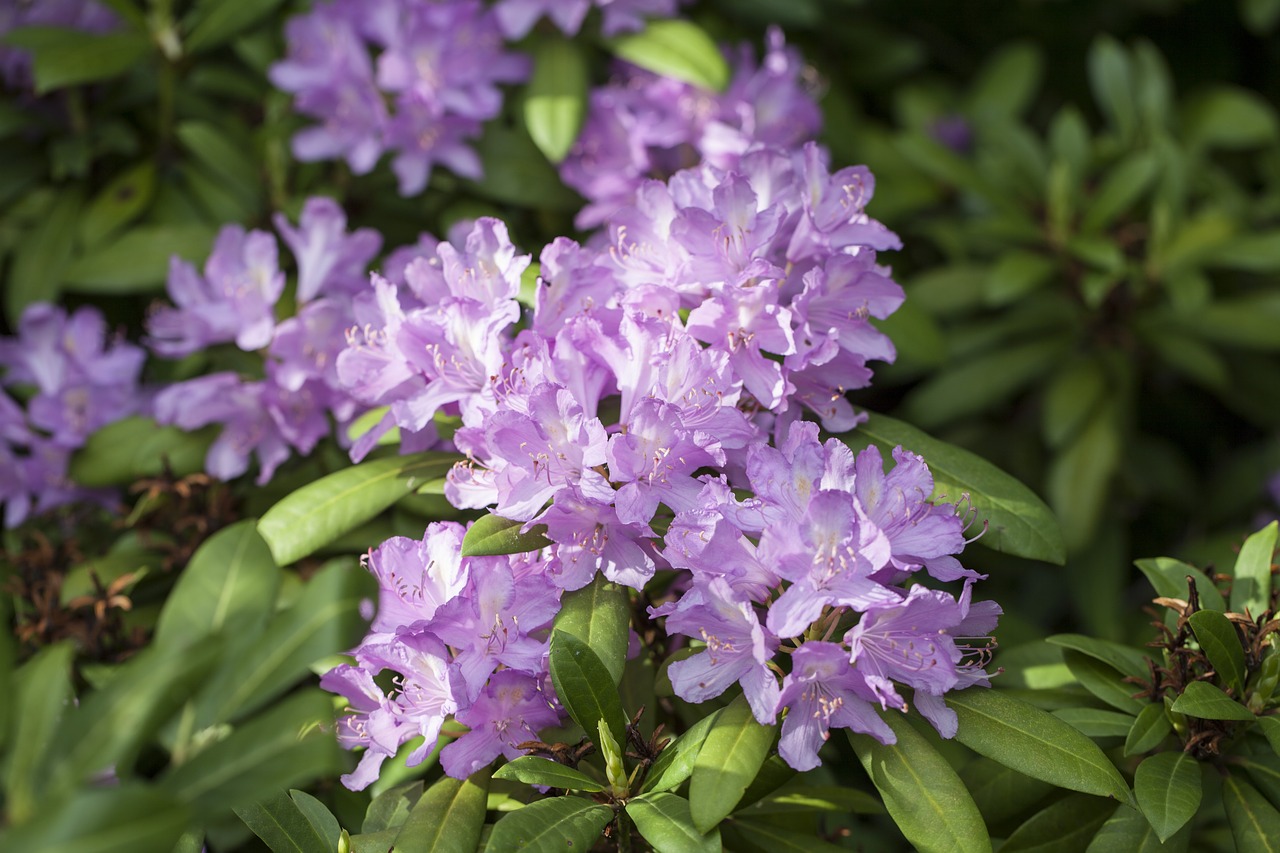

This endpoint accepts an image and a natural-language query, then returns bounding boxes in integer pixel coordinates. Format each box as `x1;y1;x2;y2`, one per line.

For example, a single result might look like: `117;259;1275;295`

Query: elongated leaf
554;575;630;685
1124;703;1173;757
1042;357;1108;450
1000;793;1115;853
1223;775;1280;853
948;688;1132;802
1258;716;1280;755
0;784;189;852
607;19;729;91
1188;611;1247;695
6;27;153;92
1169;681;1255;721
394;768;491;853
642;709;720;794
720;820;850;853
460;513;552;558
1183;85;1279;149
902;338;1065;430
1082;152;1159;233
1063;651;1145;714
483;797;612;853
258;451;460;565
493;757;604;792
63;224;216;293
362;781;423;834
839;413;1065;563
185;0;288;54
549;631;629;750
195;559;373;726
627;793;719;853
1047;397;1121;550
1087;803;1189;852
78;162;155;249
236;791;332;853
1088;35;1136;140
1134;752;1200;841
6;186;81;324
290;791;341;853
689;694;777;832
524;37;588;164
164;691;341;817
1047;635;1151;681
68;416;216;486
1231;521;1277;617
4;643;75;825
1052;708;1137;738
851;712;990;853
1134;557;1225;612
154;519;279;647
737;784;885;816
960;757;1055;826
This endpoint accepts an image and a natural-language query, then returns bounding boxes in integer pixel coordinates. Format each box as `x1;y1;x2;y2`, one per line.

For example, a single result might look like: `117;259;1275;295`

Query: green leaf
851;712;991;853
69;416;216;486
737;784;885;816
1183;86;1279;149
1188;611;1247;695
78;162;156;249
258;451;460;565
1124;703;1173;757
154;519;280;647
553;574;630;685
1201;231;1280;272
719;820;851;853
1047;396;1121;550
1223;775;1280;853
164;691;340;819
459;513;552;558
1063;651;1144;714
394;768;491;853
1087;35;1137;141
642;709;720;794
524;37;588;164
902;338;1066;430
966;42;1042;119
1169;295;1280;351
1000;793;1116;853
1081;152;1158;232
1134;557;1225;612
948;688;1132;802
1134;752;1201;842
5;186;81;324
63;224;217;293
983;251;1055;306
548;631;629;751
1053;708;1138;738
1258;717;1280;755
184;0;288;54
482;797;612;853
1169;681;1255;721
466;120;583;211
362;781;422;834
493;757;605;793
4;27;153;92
627;793;719;853
237;790;334;853
290;791;342;853
689;694;777;833
0;785;190;853
1047;635;1151;681
194;559;373;726
607;19;729;91
838;412;1065;564
176;120;261;207
1042;358;1108;450
4;643;75;825
1087;803;1190;852
960;758;1056;826
1230;521;1277;617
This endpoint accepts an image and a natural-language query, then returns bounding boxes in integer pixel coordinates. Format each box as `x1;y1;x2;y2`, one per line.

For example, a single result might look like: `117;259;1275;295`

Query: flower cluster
149;198;385;484
270;0;528;194
325;138;998;780
0;304;145;526
493;0;684;38
560;26;822;227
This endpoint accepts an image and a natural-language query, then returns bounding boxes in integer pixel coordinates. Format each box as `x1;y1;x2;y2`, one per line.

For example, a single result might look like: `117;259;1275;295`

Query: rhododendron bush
3;1;1280;852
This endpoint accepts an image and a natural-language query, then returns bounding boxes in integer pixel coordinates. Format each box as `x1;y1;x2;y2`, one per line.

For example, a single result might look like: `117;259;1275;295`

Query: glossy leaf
1052;708;1137;738
63;224;216;293
1188;610;1247;695
1124;703;1173;757
482;797;612;853
1169;681;1255;721
1257;717;1280;755
493;757;604;793
4;643;75;825
642;709;720;794
626;793;720;853
1086;803;1190;852
258;451;460;565
154;519;280;647
1134;557;1225;612
838;413;1065;564
1047;635;1151;681
524;36;588;164
607;19;729;91
1063;650;1144;714
689;694;777;832
548;631;629;750
459;513;552;558
1223;775;1280;853
1000;793;1115;853
719;820;850;853
554;574;630;685
236;790;333;853
290;791;342;853
361;781;423;834
850;712;991;853
394;768;491;853
948;688;1132;802
68;416;215;486
1134;752;1201;841
1230;521;1277;617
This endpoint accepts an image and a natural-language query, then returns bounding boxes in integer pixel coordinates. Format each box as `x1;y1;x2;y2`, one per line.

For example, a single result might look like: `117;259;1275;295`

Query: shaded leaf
482;797;612;853
1188;611;1247;696
1134;557;1225;613
626;793;720;853
999;793;1115;853
493;757;604;793
548;631;629;751
4;643;75;825
69;416;216;486
5;186;81;324
78;162;155;249
720;819;850;853
1047;635;1151;681
63;224;216;294
0;785;189;852
1052;708;1138;739
1134;752;1201;842
1086;803;1190;852
1062;650;1144;714
1230;521;1277;617
1223;775;1280;853
1169;682;1255;721
554;575;630;685
642;709;720;794
5;27;153;92
185;0;288;54
1124;703;1173;757
361;781;423;834
236;791;332;853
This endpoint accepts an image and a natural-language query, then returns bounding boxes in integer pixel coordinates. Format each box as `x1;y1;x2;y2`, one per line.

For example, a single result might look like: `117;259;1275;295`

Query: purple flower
275;197;382;303
440;669;560;779
364;523;471;634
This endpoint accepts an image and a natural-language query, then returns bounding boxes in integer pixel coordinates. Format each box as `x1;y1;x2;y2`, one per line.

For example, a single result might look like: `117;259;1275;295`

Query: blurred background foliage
3;0;1280;849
